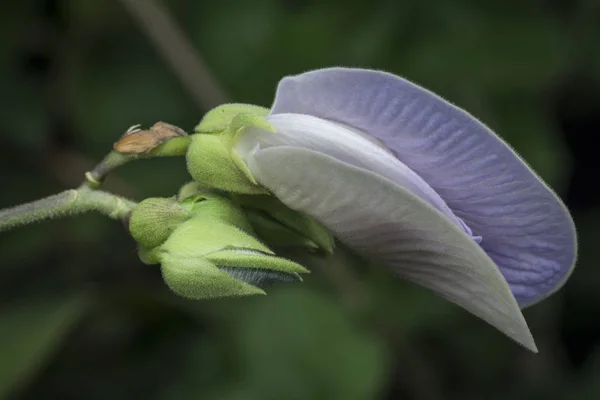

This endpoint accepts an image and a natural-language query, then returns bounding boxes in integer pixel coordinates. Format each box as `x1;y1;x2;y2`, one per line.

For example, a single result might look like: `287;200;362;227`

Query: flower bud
233;194;335;254
156;217;310;299
160;253;265;299
129;197;191;248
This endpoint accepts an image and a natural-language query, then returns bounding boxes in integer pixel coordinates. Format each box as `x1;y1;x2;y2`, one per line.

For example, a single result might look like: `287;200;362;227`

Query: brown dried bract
114;122;187;154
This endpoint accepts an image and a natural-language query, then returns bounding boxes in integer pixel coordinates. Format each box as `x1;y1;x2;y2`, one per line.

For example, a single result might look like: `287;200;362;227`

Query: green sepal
207;249;309;277
178;181;205;201
183;193;254;234
159;217;272;257
228;112;275;138
218;266;301;287
129;197;191;248
194;103;270;134
226;113;275;183
234;194;335;254
188;104;276;193
160;253;265;299
246;210;321;251
138;246;160;265
186;133;266;194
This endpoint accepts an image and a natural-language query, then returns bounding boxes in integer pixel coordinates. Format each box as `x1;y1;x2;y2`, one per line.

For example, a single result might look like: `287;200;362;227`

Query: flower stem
84;151;137;189
0;186;137;233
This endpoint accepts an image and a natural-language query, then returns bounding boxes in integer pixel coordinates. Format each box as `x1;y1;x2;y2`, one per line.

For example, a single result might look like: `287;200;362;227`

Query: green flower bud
129;197;191;248
156;217;310;299
194;103;270;134
233;194;335;254
161;253;265;299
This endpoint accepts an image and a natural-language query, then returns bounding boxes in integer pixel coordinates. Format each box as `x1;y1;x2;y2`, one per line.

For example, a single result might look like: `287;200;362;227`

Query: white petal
247;146;537;352
236;113;477;240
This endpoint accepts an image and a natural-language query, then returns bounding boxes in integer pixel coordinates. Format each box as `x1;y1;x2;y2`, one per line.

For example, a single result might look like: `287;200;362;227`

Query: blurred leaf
398;15;568;95
571;348;600;399
490;97;572;189
366;271;461;337
65;0;130;32
0;295;88;399
0;66;48;152
164;287;387;400
229;288;387;400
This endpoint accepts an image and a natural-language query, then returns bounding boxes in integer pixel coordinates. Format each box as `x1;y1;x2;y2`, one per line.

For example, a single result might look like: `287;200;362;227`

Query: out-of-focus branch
119;0;229;110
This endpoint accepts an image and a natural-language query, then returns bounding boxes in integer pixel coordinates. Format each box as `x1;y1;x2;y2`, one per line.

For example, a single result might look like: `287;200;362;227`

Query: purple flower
234;67;577;352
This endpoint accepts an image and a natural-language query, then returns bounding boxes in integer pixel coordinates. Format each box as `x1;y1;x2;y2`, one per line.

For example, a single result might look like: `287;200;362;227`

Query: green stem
0;186;137;233
84;151;137;189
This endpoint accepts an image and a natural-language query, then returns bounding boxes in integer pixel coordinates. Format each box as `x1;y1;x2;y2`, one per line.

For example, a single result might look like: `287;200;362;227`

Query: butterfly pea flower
190;68;576;352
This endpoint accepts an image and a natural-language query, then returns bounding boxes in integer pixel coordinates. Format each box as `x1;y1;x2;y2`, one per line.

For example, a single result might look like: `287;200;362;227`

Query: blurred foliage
1;0;599;399
0;296;87;398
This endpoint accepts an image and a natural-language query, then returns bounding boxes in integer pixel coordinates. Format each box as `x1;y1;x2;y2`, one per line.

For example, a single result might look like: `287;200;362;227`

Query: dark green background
1;0;599;399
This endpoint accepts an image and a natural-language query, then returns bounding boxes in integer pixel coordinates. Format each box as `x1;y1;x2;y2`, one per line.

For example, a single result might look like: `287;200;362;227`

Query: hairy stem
0;186;137;233
84;151;137;189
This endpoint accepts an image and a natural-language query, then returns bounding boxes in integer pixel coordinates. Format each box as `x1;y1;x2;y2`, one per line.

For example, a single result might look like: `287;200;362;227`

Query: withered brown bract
113;122;187;154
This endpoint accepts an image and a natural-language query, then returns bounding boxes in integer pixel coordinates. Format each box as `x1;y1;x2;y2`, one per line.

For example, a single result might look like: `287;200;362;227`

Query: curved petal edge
270;67;577;307
247;145;538;352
